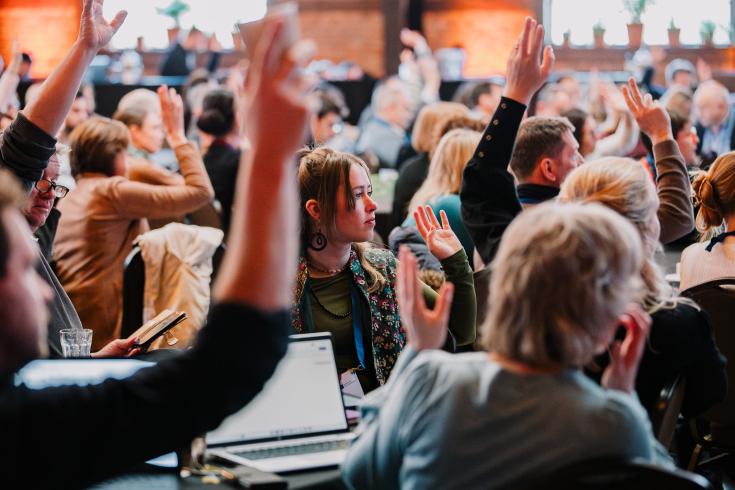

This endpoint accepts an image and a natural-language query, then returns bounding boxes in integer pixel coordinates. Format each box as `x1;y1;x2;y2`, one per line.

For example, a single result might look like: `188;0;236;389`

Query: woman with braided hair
680;152;735;290
293;147;476;392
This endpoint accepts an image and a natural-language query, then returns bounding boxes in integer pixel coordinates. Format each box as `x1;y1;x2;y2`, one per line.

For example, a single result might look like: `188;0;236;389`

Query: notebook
207;333;355;473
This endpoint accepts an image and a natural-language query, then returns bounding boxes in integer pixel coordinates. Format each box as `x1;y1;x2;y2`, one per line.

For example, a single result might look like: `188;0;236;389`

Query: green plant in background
623;0;654;24
157;0;190;28
593;20;605;35
668;18;678;31
700;20;717;44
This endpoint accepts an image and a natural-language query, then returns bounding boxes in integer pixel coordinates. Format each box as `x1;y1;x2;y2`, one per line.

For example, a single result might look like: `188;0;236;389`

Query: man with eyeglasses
22;147;139;358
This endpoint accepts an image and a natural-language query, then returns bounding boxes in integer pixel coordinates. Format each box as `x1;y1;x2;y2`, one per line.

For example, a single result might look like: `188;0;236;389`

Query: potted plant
157;0;190;46
700;20;716;47
668;18;680;48
623;0;654;49
562;29;571;49
593;21;605;49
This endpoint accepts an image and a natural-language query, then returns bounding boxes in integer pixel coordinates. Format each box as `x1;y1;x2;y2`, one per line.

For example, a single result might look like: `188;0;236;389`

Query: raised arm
6;21;315;489
24;0;126;135
414;205;476;345
0;0;126;191
110;86;213;219
622;78;694;243
460;17;553;264
0;42;21;112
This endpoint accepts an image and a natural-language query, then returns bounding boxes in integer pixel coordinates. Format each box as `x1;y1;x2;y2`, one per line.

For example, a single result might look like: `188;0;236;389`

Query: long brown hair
297;147;386;292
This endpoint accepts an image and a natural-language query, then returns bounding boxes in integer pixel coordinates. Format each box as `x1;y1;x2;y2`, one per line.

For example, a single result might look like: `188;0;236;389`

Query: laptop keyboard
234;439;351;460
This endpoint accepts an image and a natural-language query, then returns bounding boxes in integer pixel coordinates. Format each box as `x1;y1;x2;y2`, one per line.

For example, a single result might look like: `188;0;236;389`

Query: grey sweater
342;348;673;490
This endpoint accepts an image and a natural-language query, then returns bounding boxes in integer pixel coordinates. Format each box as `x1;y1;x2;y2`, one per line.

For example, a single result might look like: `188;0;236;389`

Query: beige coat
136;223;224;349
54;142;214;350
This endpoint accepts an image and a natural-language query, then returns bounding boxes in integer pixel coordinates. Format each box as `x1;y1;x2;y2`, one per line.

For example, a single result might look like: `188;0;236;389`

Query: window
102;0;268;50
547;0;732;46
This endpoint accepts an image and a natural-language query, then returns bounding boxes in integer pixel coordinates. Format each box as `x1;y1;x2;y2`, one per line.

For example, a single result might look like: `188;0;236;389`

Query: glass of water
60;329;93;358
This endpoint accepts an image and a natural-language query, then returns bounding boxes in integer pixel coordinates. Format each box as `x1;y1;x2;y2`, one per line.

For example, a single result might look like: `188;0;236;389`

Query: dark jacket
0;113;56;192
1;302;289;489
390;152;429;229
460;97;694;265
203;141;240;236
388;225;442;271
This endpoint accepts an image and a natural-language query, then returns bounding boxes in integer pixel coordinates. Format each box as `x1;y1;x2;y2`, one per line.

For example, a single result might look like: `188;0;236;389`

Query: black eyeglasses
34;179;69;198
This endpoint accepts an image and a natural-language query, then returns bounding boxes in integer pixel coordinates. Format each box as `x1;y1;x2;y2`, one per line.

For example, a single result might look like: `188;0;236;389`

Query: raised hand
242;20;316;161
6;41;22;76
397;247;454;351
621;77;672;145
601;304;652;393
400;28;430;55
78;0;128;51
157;85;187;147
503;17;555;105
415;205;463;260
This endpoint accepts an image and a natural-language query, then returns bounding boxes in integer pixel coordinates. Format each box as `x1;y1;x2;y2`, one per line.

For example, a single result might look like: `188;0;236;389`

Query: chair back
121;243;226;339
680;278;735;427
187;200;222;230
650;375;686;449
521;457;712;490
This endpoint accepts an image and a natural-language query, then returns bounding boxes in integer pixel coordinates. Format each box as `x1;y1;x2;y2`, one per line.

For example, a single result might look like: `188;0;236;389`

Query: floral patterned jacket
292;247;404;385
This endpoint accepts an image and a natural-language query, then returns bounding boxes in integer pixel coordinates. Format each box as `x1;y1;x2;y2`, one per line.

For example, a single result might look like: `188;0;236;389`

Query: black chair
680;278;735;470
650;375;687;450
520;457;712;490
121;243;226;339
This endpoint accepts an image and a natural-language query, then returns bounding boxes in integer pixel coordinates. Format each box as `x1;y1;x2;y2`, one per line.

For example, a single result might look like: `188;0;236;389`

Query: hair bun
692;171;724;230
196;108;231;136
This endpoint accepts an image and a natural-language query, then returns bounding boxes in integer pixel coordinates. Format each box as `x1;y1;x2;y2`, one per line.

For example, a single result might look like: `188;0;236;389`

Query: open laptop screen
207;334;348;446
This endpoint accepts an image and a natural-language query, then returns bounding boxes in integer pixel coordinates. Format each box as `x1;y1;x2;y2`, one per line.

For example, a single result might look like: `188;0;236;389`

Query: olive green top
307;250;476;393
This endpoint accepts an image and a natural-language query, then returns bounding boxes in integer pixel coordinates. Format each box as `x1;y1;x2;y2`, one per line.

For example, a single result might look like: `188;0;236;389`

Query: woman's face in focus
332;164;377;244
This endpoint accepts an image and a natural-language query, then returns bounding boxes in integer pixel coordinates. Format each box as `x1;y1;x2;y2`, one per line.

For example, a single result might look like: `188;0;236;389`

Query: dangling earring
310;227;327;251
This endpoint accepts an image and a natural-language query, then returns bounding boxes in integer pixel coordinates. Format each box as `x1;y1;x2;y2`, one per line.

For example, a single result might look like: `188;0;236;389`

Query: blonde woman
402;128;481;258
679;152;735;290
391;101;469;227
343;201;673;489
560;156;726;419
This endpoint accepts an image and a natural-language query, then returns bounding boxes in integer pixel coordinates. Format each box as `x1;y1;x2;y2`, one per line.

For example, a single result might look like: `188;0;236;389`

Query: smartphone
238;2;300;60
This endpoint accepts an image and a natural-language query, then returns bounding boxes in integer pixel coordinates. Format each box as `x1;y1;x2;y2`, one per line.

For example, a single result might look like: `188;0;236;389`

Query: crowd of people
0;1;733;488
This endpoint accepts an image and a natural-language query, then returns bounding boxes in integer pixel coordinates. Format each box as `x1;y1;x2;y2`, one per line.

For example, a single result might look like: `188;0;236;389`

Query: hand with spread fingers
78;0;128;51
602;304;652;394
621;77;673;145
414;205;463;260
502;17;555;106
397;246;454;351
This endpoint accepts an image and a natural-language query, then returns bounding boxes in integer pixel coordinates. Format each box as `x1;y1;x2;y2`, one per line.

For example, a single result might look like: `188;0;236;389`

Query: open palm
414;205;463;260
78;0;127;50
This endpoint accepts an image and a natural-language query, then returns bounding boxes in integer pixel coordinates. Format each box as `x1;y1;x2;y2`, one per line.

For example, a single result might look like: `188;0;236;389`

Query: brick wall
299;9;385;77
424;8;530;77
0;0;81;78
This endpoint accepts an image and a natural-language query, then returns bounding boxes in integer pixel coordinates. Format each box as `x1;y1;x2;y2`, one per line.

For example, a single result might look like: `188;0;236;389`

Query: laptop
207;333;356;473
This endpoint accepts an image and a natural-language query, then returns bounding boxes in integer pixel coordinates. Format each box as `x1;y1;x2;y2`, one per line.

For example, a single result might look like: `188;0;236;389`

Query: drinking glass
60;329;93;358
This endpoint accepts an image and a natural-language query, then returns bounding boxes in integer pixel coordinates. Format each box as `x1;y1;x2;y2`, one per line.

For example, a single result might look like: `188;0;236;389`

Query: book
130;309;187;351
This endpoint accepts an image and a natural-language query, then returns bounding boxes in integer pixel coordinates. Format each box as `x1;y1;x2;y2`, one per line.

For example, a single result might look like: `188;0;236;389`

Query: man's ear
304;199;321;221
540;158;557;183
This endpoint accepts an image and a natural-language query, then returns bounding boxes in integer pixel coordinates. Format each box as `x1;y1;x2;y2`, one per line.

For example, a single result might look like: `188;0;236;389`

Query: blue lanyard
350;285;366;369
